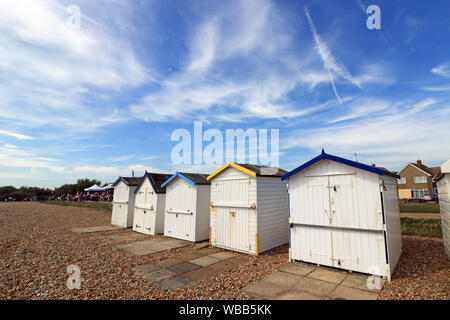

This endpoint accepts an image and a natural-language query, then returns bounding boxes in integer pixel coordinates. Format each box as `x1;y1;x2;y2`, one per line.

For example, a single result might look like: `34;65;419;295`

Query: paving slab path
243;262;385;300
97;231;149;244
132;247;248;290
116;237;190;256
71;225;124;233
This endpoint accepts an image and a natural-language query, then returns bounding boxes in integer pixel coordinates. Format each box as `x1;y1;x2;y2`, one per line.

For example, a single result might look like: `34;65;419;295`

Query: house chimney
417;160;422;166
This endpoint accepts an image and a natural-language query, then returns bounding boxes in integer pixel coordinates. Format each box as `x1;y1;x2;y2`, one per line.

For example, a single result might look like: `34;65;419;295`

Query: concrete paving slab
291;276;338;297
98;232;148;244
274;289;322;300
226;256;249;266
154;257;185;268
196;247;222;255
341;273;385;293
243;280;287;300
209;251;236;261
116;238;189;256
193;242;209;250
157;276;193;290
209;260;238;273
143;269;176;282
281;262;316;276
328;285;379;300
308;267;348;284
168;262;201;274
72;225;123;233
179;252;205;261
182;267;220;281
133;263;160;276
263;271;298;289
190;256;220;267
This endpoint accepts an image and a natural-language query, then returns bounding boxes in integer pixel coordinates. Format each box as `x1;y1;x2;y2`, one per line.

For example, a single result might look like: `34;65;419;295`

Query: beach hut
133;172;172;236
111;176;141;228
434;160;450;259
161;172;211;242
282;150;403;280
207;163;289;255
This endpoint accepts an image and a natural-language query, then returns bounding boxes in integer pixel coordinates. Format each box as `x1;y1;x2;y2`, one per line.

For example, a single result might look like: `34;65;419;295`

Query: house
434;160;450;259
207;163;289;255
161;172;211;242
282;150;402;280
397;160;441;199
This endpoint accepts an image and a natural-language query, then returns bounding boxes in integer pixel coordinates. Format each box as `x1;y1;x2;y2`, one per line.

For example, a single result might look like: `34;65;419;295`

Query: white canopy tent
84;185;106;192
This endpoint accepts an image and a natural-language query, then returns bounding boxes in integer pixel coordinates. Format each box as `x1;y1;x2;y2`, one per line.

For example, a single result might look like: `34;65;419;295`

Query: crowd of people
54;191;113;202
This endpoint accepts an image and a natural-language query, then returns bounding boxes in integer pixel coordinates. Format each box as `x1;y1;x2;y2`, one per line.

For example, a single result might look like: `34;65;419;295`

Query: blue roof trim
134;172;157;194
112;176;128;187
161;172;196;188
282;150;384;180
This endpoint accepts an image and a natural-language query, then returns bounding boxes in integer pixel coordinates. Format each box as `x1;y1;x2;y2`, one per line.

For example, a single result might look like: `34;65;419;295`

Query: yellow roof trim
207;163;257;180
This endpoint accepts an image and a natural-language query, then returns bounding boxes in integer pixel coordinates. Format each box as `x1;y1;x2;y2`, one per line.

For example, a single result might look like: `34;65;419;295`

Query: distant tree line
1;179;103;201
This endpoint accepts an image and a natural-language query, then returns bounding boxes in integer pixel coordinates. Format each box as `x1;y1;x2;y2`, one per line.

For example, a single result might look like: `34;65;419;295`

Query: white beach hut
207;163;289;255
161;172;211;242
434;160;450;258
133;172;172;236
111;176;141;228
282;150;403;280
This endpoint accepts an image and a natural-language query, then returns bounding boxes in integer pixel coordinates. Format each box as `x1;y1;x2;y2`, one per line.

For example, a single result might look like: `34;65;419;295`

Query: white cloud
431;63;450;78
282;97;450;168
304;6;360;104
0;129;34;140
0;0;149;133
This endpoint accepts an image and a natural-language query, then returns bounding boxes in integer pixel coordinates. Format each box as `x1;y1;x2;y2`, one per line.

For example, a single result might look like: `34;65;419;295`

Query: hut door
112;186;128;226
214;179;250;252
328;174;367;272
142;188;156;235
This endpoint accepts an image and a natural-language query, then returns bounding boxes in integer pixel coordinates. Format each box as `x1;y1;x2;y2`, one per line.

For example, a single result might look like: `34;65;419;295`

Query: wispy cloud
0;0;149;133
431;62;450;78
0;129;34;140
282;97;449;168
304;6;361;104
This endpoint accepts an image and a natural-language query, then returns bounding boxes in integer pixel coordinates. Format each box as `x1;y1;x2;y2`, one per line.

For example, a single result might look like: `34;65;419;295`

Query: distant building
397;160;441;199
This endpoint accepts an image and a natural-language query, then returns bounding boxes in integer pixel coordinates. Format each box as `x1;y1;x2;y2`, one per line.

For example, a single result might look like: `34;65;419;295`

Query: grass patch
39;201;112;212
399;201;440;213
401;218;442;238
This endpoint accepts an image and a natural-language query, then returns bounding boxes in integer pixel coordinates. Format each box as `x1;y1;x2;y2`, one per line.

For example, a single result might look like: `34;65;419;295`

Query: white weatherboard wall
287;160;402;280
133;177;165;235
164;178;211;242
210;167;289;255
111;180;137;228
437;161;450;259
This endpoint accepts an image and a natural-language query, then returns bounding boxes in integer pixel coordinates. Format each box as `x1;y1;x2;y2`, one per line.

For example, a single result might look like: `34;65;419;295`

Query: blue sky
0;0;449;188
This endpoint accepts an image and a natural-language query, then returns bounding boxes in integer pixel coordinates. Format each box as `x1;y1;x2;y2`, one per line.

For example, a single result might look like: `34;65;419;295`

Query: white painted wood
164;177;210;242
210;166;288;255
256;177;289;253
288;159;402;279
111;180;136;228
132;177;166;236
437;162;450;258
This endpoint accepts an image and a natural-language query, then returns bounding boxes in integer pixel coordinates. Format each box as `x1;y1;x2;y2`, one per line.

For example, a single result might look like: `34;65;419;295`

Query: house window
397;177;406;184
414;176;427;183
411;189;427;198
